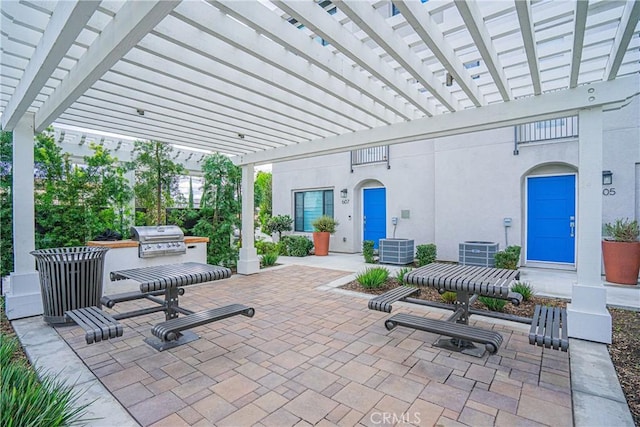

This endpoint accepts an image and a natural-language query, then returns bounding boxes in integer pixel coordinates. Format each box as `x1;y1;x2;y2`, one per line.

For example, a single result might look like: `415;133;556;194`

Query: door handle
570;216;575;237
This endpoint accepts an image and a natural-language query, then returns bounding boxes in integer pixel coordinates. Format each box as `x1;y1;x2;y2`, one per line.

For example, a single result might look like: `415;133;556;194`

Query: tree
254;171;272;229
193;153;242;267
129;140;186;225
0;130;13;276
263;215;293;240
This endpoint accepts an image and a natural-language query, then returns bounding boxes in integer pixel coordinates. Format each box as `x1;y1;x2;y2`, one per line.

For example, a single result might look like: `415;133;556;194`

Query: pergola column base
237;248;260;275
5;271;43;320
567;284;611;344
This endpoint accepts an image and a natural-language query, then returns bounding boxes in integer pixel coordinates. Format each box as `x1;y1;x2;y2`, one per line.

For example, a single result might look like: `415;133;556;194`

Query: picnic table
369;262;521;357
65;262;255;351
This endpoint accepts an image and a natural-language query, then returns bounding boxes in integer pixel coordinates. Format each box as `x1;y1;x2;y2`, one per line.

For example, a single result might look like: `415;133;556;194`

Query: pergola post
5;112;43;320
566;106;611;343
237;164;259;275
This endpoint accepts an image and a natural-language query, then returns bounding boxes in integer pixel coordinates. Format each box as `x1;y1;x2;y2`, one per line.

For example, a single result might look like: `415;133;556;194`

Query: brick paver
57;265;573;426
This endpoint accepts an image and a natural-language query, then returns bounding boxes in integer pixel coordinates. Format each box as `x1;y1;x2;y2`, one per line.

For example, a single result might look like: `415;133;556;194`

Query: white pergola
1;0;639;342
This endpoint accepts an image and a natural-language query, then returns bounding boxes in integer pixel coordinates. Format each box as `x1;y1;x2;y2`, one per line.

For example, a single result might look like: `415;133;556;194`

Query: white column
237;164;260;275
567;107;611;343
6;112;43;320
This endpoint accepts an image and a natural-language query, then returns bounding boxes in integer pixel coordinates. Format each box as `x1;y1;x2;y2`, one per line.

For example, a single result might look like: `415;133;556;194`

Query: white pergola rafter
515;0;542;95
569;0;588;88
1;1;100;130
454;0;512;102
34;0;180;133
604;0;640;81
274;0;436;117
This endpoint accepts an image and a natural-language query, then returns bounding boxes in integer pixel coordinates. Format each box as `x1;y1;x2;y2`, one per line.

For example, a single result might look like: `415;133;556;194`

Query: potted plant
602;218;640;285
311;215;338;256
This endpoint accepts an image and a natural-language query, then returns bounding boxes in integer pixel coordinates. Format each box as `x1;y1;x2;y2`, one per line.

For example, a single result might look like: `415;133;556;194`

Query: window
294;190;334;232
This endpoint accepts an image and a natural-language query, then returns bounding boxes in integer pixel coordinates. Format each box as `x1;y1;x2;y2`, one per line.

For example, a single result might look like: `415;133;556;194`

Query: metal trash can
30;246;109;325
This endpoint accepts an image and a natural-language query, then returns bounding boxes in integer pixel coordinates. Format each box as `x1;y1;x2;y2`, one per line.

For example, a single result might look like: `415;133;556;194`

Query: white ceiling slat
515;0;542;95
339;1;461;111
392;0;484;108
170;3;389;129
604;0;640;81
454;0;511;101
211;0;416;122
34;0;180;132
2;1;100;130
569;0;589;88
274;0;435;117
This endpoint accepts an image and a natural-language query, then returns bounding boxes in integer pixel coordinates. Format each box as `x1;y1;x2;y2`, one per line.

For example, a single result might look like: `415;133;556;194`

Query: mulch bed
341;277;639;424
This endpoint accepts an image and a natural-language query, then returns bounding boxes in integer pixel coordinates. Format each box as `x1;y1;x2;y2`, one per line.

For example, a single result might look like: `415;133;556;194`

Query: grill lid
130;225;184;243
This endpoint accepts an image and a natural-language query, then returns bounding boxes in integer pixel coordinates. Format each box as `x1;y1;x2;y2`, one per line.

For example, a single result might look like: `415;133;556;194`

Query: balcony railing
516;116;578;144
351;146;390;172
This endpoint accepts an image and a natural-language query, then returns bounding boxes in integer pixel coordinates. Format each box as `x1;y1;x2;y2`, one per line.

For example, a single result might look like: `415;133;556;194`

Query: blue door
363;188;386;249
527;175;576;263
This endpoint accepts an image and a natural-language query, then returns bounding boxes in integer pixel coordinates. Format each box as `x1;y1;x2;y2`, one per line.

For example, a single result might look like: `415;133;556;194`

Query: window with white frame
294;189;334;232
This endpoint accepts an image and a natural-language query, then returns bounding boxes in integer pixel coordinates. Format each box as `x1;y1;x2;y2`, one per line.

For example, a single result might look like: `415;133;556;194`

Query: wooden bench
368;286;420;313
65;306;123;344
385;312;503;354
529;305;569;351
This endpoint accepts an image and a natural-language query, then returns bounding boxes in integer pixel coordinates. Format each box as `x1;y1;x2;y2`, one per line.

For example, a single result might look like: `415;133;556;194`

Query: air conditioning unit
459;241;499;267
379;238;414;265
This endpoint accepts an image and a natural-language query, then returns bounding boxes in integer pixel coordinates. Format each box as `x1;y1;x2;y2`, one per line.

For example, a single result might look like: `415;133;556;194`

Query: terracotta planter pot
602;240;640;285
313;232;330;256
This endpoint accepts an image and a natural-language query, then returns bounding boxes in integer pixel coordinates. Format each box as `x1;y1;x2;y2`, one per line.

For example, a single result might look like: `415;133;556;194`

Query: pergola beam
604;0;640;81
1;1;100;130
454;0;511;101
234;75;639;166
34;0;179;133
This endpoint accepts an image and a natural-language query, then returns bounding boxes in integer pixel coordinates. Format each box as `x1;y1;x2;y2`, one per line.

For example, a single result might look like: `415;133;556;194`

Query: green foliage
188;177;194;209
166;208;202;236
479;296;507;312
1;130;13;276
604;218;640;242
193;153;242;267
494;245;521;270
263;215;293;240
416;243;436;266
255;239;278;255
440;291;457;304
128;140;185;226
279;235;313;257
260;252;279;267
362;240;375;263
356;267;390;289
394;267;413;283
255;171;272;229
0;335;92;427
312;215;338;233
511;281;535;301
33;131;133;248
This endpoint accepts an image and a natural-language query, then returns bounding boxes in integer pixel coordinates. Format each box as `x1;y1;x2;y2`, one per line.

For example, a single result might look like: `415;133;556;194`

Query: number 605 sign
603;188;616;196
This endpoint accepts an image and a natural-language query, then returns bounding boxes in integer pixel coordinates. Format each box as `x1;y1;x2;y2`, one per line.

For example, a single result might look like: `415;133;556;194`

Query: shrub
479;296;507;312
0;335;92;427
260;252;279;267
604;218;640;242
280;235;313;257
416;244;436;266
255;239;278;255
495;245;521;270
440;291;457;304
312;215;338;233
394;267;413;283
263;215;293;240
356;267;390;289
362;240;375;263
511;281;535;301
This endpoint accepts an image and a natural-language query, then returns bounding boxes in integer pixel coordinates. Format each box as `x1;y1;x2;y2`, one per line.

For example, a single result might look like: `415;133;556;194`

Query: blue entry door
527;175;576;263
363;188;386;249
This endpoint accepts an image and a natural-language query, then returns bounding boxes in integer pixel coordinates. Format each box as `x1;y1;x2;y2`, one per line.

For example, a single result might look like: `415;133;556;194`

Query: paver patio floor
56;265;572;426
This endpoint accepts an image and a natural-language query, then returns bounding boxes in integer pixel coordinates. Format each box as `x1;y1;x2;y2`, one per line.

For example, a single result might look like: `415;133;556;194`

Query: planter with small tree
602;218;640;285
311;215;338;256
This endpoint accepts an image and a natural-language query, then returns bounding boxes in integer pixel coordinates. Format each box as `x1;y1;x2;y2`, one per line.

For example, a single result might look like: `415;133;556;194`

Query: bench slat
386;313;503;354
529;305;568;351
152;304;255;341
368;286;420;313
66;306;123;344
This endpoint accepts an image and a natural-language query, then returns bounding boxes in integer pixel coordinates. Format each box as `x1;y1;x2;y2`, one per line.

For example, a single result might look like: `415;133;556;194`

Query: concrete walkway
10;255;638;426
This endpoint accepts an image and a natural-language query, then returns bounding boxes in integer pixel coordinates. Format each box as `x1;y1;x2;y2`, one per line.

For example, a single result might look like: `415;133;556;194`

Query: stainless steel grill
130;225;186;258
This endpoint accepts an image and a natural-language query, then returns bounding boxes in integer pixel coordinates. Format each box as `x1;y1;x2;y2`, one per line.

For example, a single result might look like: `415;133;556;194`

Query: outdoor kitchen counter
87;236;209;248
